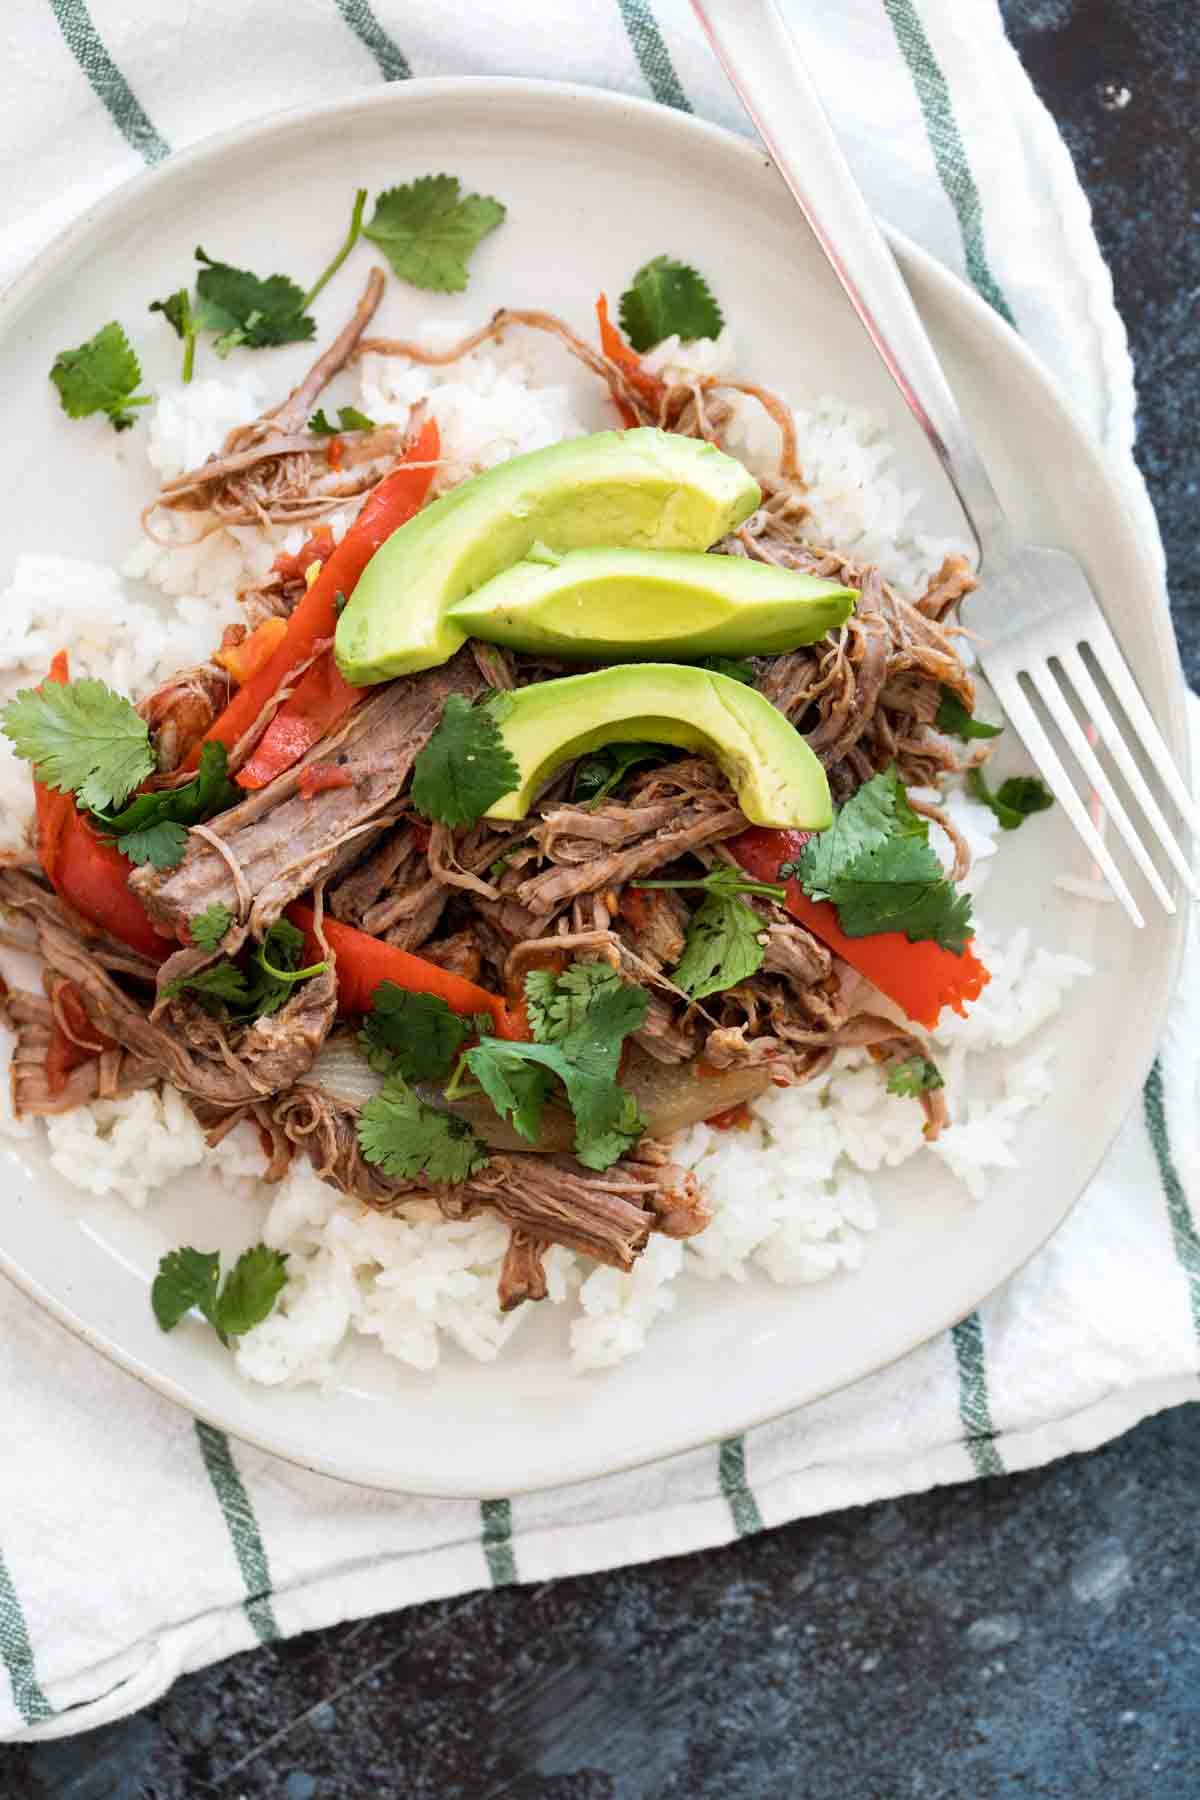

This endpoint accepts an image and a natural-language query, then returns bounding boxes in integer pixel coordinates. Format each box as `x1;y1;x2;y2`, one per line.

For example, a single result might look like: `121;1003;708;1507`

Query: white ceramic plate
0;81;1189;1495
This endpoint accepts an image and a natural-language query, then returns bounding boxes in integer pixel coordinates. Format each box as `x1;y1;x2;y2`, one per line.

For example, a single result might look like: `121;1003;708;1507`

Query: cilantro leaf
364;176;506;293
618;256;724;352
468;1045;556;1143
193;247;315;351
49;322;150;432
250;919;329;1018
152;1242;287;1346
149;288;197;383
1;678;155;813
936;686;1003;741
190;902;233;953
152;1247;220;1333
92;739;238;868
163;918;327;1021
790;769;973;953
209;1245;290;1343
164;960;253;1016
828;836;974;952
359;984;468;1082
411;693;520;827
114;821;189;869
308;405;376;435
886;1055;945;1098
525;961;648;1056
968;766;1054;831
795;769;923;902
358;1076;490;1183
469;961;648;1168
671;889;769;1002
572;743;668;810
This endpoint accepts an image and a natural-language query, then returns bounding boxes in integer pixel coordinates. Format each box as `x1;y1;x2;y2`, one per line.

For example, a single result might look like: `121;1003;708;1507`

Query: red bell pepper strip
32;654;171;962
235;651;362;791
214;616;288;686
727;826;990;1031
189;417;441;773
595;295;666;427
286;904;529;1041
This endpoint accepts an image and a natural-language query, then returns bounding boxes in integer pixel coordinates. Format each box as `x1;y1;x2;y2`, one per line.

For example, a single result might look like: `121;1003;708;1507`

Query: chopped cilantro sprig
618;256;724;352
968;766;1054;831
411;693;520;827
357;1077;490;1184
163;919;328;1022
152;1243;288;1346
782;769;974;954
364;175;505;292
50;322;150;432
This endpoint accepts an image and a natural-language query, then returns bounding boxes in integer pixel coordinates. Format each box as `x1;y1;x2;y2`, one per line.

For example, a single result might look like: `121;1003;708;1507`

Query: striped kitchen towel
2;0;1196;1742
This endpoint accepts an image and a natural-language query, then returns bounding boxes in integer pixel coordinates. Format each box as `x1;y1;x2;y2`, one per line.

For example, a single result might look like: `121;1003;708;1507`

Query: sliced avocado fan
485;662;832;830
335;428;762;685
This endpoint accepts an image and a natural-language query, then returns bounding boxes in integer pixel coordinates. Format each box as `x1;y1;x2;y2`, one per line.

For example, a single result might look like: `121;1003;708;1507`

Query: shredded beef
130;648;481;953
498;1231;550;1312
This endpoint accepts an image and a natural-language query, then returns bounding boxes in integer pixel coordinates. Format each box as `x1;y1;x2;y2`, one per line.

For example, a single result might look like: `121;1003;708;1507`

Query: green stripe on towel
1144;1060;1200;1343
882;0;1016;326
951;1314;1004;1476
719;1436;764;1536
47;0;170;166
195;1422;281;1643
617;0;692;112
481;1499;517;1586
330;0;411;82
0;1550;53;1727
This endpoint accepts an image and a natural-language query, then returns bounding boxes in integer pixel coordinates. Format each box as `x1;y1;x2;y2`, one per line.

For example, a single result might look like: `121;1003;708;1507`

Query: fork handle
690;0;1010;565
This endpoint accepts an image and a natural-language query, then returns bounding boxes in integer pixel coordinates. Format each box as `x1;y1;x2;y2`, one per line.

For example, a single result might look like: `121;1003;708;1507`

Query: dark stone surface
3;1;1197;1793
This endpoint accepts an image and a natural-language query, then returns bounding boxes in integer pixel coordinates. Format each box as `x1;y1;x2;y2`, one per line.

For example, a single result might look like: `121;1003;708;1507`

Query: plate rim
0;75;1189;1495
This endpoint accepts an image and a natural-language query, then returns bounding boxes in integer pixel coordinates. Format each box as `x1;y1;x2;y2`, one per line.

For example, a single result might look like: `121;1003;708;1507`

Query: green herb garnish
364;176;506;293
49;322;150;432
163;919;327;1021
618;256;724;352
152;1243;288;1347
357;1077;490;1183
886;1055;945;1097
149;288;197;384
967;766;1054;831
783;769;973;954
359;984;468;1082
308;405;376;435
91;740;238;870
193;247;315;355
469;962;647;1170
571;742;668;810
936;686;1003;741
411;693;520;827
190;902;234;953
2;678;155;813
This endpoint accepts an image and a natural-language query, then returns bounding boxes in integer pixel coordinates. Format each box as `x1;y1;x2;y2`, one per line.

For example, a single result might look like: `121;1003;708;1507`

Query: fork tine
1025;662;1175;913
1058;645;1200;901
986;671;1145;928
1082;614;1200;838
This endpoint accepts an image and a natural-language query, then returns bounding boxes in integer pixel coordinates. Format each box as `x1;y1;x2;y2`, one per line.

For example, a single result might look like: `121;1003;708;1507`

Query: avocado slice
335;429;762;684
446;547;856;659
486;663;831;829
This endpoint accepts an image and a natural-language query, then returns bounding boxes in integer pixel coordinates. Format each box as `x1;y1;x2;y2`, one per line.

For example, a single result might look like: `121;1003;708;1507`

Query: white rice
0;324;1089;1380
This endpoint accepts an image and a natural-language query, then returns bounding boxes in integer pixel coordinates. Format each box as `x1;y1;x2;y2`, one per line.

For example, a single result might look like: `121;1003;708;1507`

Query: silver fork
691;0;1198;927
